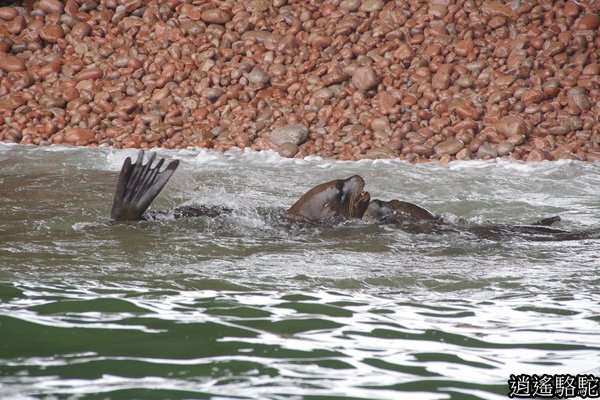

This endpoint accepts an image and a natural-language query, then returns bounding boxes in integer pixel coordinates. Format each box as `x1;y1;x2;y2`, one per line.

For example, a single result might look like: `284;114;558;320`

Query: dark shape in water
287;175;370;223
110;151;598;240
111;150;370;224
111;151;179;221
362;198;598;240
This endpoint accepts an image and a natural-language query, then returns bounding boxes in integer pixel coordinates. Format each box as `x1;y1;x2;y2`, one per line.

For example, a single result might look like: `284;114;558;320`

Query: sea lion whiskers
343;175;369;218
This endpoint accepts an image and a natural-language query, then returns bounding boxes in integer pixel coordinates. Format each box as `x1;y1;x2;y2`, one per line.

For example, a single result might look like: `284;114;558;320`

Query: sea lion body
364;198;569;238
286;175;370;223
363;199;445;234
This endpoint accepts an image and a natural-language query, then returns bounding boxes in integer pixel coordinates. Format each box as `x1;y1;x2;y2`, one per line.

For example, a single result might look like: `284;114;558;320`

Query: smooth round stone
351;66;378;91
0;6;18;20
277;142;299;158
496;116;528;138
70;22;92;38
248;67;270;84
39;0;65;14
204;87;224;102
477;143;498;159
0;55;26;72
434;138;464;156
40;25;65;43
269;124;308;146
64;128;95;144
359;0;384;12
200;8;231;24
496;141;515;157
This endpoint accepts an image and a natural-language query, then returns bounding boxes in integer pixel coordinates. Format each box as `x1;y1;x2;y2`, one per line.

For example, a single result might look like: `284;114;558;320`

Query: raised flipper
111;150;179;221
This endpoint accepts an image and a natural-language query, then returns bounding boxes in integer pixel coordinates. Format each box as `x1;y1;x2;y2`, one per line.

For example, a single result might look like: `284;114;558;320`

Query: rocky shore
1;0;599;162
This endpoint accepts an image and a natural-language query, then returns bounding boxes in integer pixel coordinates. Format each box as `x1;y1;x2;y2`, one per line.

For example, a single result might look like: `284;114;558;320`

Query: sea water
1;143;599;399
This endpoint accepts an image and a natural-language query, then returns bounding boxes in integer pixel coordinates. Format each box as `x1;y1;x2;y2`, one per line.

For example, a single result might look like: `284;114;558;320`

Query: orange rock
563;1;581;18
200;8;231;25
39;0;64;14
0;55;25;73
64;128;96;145
40;25;65;43
0;6;18;20
520;89;545;106
496;116;529;138
435;138;464;156
526;149;552;162
351;66;378;91
75;67;103;81
575;14;600;30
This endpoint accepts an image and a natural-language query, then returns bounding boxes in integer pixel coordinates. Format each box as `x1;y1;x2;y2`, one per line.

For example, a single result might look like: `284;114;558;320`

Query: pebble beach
1;0;599;162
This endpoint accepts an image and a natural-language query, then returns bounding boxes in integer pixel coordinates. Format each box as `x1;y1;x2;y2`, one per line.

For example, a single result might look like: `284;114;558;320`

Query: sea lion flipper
110;150;179;221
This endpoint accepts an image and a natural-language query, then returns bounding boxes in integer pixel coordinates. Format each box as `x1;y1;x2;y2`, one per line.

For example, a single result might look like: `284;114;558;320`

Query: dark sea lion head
363;199;394;224
363;199;440;224
287;175;370;222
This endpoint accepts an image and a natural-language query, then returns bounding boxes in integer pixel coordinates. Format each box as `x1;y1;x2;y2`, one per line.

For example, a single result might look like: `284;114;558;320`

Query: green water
1;145;599;399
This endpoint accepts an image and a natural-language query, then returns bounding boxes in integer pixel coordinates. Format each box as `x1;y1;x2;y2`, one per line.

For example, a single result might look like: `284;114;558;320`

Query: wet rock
411;144;434;158
39;0;64;14
351;66;378;91
39;95;66;108
277;142;299;158
455;148;471;160
204;87;224;102
449;100;480;120
520;89;544;106
0;93;27;112
40;25;64;43
248;67;270;84
432;65;452;90
567;87;591;110
340;0;360;12
123;0;143;13
372;91;396;114
455;75;474;88
247;0;270;13
269;124;308;146
434;138;464;156
359;0;384;12
116;98;137;114
481;2;513;18
75;67;103;81
201;9;231;25
575;14;600;30
0;55;25;72
64;128;95;145
563;1;581;18
322;67;346;86
496;141;514;157
526;149;551;162
70;22;92;39
477;143;498;159
506;134;526;146
0;7;18;20
365;147;396;159
496;116;528;138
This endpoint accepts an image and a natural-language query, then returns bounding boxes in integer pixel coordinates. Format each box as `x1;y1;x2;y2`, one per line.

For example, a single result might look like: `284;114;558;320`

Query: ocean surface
1;143;599;400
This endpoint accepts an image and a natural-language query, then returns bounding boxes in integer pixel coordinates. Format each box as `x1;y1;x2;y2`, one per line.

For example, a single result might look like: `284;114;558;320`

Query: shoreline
1;1;600;162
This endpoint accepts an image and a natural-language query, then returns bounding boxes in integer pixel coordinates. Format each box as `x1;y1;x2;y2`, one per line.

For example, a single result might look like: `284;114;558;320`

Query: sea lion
362;199;445;234
109;151;597;240
286;175;371;223
363;198;569;237
111;150;370;224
